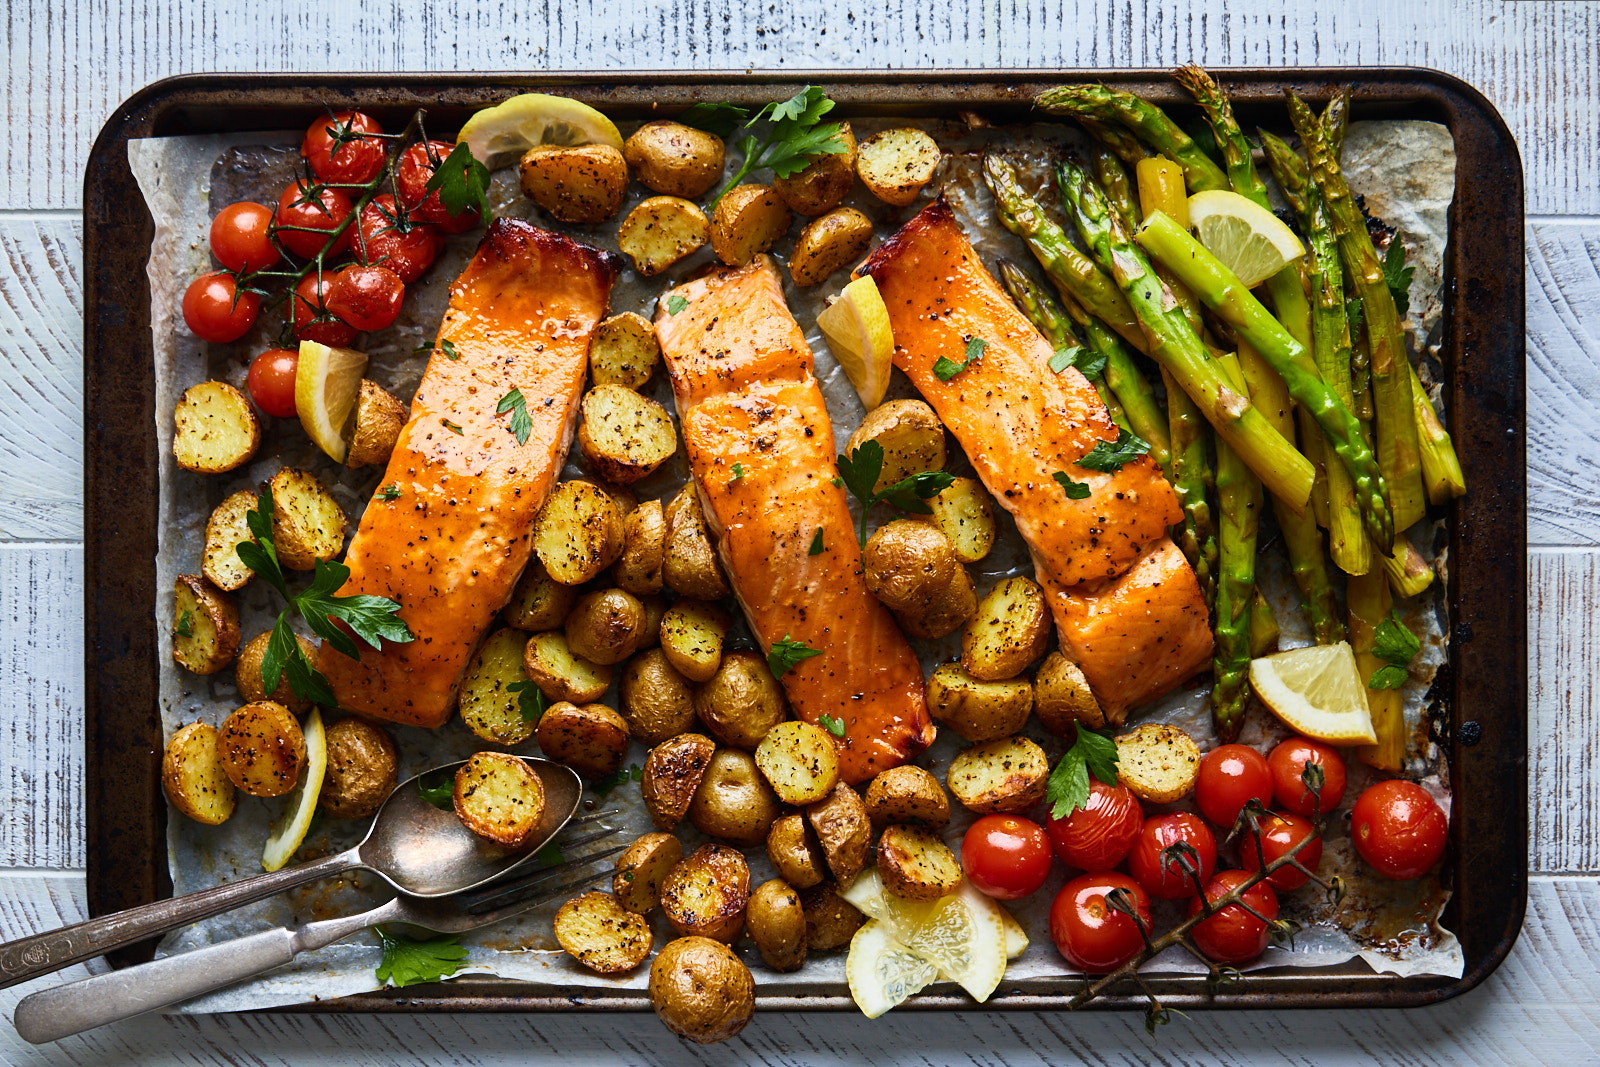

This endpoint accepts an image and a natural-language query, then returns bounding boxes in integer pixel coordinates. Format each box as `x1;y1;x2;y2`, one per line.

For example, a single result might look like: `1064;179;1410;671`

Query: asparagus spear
1078;115;1150;171
1052;285;1173;474
1249;590;1281;658
1036;84;1229;193
1410;358;1467;502
1211;353;1263;742
1087;143;1142;229
1385;535;1435;599
1322;86;1351;159
1165;365;1218;605
1349;570;1404;772
996;258;1131;430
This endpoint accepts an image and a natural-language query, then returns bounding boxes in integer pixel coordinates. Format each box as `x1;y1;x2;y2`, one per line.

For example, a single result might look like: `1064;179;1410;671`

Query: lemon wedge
296;340;369;463
1248;642;1379;745
846;920;941;1018
457;93;624;169
817;276;895;409
262;707;327;872
1187;189;1305;288
840;868;1009;1003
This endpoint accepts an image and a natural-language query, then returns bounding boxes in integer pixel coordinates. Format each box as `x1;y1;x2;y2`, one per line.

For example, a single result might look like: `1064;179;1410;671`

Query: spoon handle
0;846;361;990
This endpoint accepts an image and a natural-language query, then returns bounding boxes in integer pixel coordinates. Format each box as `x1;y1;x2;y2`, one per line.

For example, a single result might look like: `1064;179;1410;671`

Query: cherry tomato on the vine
1045;780;1144;872
325;264;405;333
1126;812;1217;900
209;202;279;273
301;110;386;185
1188;870;1279;964
181;271;259;343
1350;779;1448;880
1267;737;1348;817
247;348;300;418
1049;873;1151;973
1195;744;1274;830
273;180;354;259
961;815;1052;901
1239;811;1322;891
397;140;481;233
288;273;359;347
356;195;442;283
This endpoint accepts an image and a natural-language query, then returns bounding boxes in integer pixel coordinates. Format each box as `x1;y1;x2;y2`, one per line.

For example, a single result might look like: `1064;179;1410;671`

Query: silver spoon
0;756;582;991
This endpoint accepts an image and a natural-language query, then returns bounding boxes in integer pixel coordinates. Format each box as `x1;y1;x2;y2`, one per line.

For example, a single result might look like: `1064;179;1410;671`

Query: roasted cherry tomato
1351;779;1448;880
1196;744;1274;830
181;271;259;343
1126;812;1217;900
1049;873;1151;973
356;195;442;283
301;110;386;185
397;140;481;233
208;202;279;273
1240;811;1322;891
247;347;300;418
1188;870;1279;964
961;815;1052;901
273;180;354;259
288;273;359;347
325;264;405;332
1045;780;1143;872
1267;737;1348;817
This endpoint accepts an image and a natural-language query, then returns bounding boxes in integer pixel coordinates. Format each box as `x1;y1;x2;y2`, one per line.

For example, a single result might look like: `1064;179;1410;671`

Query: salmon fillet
655;257;934;783
320;219;620;727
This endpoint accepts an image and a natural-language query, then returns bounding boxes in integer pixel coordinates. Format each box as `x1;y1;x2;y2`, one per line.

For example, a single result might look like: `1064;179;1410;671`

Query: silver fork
12;815;626;1044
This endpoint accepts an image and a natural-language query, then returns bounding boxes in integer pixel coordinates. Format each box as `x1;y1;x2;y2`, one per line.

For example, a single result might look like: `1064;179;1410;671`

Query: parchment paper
129;112;1461;1014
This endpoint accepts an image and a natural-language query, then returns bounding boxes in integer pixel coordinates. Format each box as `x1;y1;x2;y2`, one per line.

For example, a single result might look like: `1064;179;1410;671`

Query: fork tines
463;817;627;915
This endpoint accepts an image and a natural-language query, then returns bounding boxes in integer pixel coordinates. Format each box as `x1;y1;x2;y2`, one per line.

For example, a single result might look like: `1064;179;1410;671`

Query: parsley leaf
1048;340;1107;381
441;418;464;435
379;484;401;502
730;462;745;481
260;612;335;707
933;336;987;382
665;294;688;315
836;439;885;510
836;439;954;544
496;388;533;446
593;764;643;799
1382;241;1415;317
818;714;846;738
808;528;824;556
421;141;491;220
1045;727;1121;819
175;610;193;638
438;339;461;360
416;768;456;811
1077;426;1151;473
768;633;823;677
1368;610;1420;689
874;470;956;516
374;925;467;988
1053;471;1091;499
1346;297;1365;338
1368;665;1409;690
295;559;413;655
707;86;848;211
237;494;286;598
507;679;547;723
678;101;750;139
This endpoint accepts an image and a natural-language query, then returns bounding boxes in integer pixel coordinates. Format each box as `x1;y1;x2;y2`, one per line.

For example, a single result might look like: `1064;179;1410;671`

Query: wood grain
1531;550;1600;874
1528;221;1600;547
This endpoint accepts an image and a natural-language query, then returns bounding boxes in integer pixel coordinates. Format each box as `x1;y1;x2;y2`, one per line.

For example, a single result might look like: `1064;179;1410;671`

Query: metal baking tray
82;68;1525;1012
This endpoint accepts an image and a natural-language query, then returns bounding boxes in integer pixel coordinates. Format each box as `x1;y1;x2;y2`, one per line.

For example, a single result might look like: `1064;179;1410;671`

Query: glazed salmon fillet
860;197;1212;714
655;257;934;783
320;220;620;727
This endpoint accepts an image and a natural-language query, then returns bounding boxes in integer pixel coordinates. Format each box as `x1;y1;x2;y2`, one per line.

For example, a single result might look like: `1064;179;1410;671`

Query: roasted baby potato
589;312;661;391
649;936;755;1045
639;594;667;647
518;143;628;224
857;127;941;207
173;381;260;475
458;627;539;746
946;736;1050;815
453;751;546;848
217;701;306;799
564;587;649;666
693;651;788;751
766;812;827;890
346;380;405;469
577;385;678;485
1034;652;1109;733
162;721;236;825
800;882;865;951
202;489;258;592
613;500;666;595
554;890;653;974
624;120;726;199
236;629;317;716
688;748;781;846
789;207;873;287
535;701;631;779
619;648;697;744
845;399;946;493
502;559;580;632
773;122;857;216
862;765;950;828
319;717;398;819
597;479;641;518
1115;723;1202;804
613;831;684;914
662;483;731;599
660;842;751;943
806;782;872;888
171;574;240;676
755;721;840;805
617;196;711;276
522;630;614;704
709;184;791;267
534;480;626;585
921;476;996;564
642;732;717;830
925;663;1033;743
269;467;346;571
894;566;976;641
961;576;1051;681
747;879;807;971
659;598;731;683
877;824;962;902
862;519;959;615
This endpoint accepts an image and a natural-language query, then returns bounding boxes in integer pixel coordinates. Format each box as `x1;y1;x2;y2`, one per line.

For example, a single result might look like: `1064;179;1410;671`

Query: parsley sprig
496;388;534;446
768;634;824;677
707;86;849;212
417;767;455;810
507;679;548;723
1367;610;1420;690
836;439;955;546
1045;727;1120;819
933;336;986;382
422;141;492;220
1382;240;1415;317
374;924;467;988
678;101;751;139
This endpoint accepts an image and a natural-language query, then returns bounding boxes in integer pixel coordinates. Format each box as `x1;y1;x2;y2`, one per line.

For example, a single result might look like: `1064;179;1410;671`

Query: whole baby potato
649;936;754;1045
319;717;399;819
624;120;726;199
688;748;781;846
693;651;788;751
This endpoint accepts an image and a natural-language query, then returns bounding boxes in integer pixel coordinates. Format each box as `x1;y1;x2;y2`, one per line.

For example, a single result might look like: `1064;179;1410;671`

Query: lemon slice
457;93;624;169
1248;642;1378;745
817;276;895;409
846;920;941;1018
999;901;1029;960
1187;189;1305;288
841;868;1008;1003
296;340;369;463
262;707;327;872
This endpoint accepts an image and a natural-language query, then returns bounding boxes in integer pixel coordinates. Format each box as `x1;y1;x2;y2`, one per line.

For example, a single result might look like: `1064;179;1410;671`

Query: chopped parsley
1053;471;1091;499
593;764;643;799
441;418;464;435
818;714;846;738
808;528;825;556
417;768;455;811
496;388;533;446
507;679;547;723
730;462;745;481
1382;241;1415;317
438;339;461;361
933;336;986;382
768;633;824;677
1048;341;1107;380
665;294;688;315
1045;727;1120;819
1077;426;1151;473
379;483;401;502
1368;610;1421;690
175;610;193;638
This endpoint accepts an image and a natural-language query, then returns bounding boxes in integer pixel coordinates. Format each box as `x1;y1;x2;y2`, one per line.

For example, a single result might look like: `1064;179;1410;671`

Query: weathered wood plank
1531;549;1600;874
1528;220;1600;547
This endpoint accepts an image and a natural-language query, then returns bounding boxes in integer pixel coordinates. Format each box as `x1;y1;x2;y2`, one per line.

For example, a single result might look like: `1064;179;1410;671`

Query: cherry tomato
1049;873;1151;973
273;180;354;259
208;202;279;273
181;271;259;343
1351;779;1448;880
1240;811;1322;891
356;195;442;283
247;348;300;418
1045;780;1144;872
1188;870;1279;964
1126;812;1217;900
961;815;1052;901
1267;737;1348;817
287;273;359;347
397;140;481;233
325;264;405;332
1196;744;1274;830
301;110;386;185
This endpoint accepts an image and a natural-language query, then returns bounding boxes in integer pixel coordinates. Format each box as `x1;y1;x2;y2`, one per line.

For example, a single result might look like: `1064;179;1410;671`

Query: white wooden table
2;1;1596;1062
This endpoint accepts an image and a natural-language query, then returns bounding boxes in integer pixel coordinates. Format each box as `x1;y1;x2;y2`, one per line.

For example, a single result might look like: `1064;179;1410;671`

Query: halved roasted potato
522;630;614;704
862;519;959;615
554;890;653;974
945;736;1050;815
1115;723;1202;804
857;127;941;207
534;480;626;585
613;831;684;914
658;598;731;683
613;500;666;595
269;467;347;571
920;476;996;564
1034;652;1108;733
755;721;840;805
766;812;827;890
662;484;731;599
518;143;628;224
688;748;781;846
619;648;697;745
589;312;661;391
216;701;306;798
642;732;717;830
202;490;259;592
453;751;547;848
236;629;316;715
502;559;579;632
961;576;1051;681
624;120;726;199
173;381;260;475
747;879;807;972
800;882;865;951
577;385;677;485
319;717;397;819
789;207;873;287
535;701;630;779
660;842;751;943
773;122;857;216
894;566;976;641
459;627;539;746
162;721;236;825
862;765;950;828
564;587;649;666
346;380;405;468
877;824;962;902
925;663;1033;743
709;184;791;267
172;574;240;676
693;651;788;751
845;399;945;494
806;782;872;888
617;196;711;276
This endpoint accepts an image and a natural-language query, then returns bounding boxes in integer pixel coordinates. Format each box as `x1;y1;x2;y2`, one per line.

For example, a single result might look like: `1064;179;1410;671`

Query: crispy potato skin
522;630;614;704
534;701;631;779
766;812;827;889
216;701;306;799
502;559;579;632
789;207;873;287
617;196;711;276
660;842;751;943
588;312;662;391
1033;651;1109;733
862;520;959;615
649;936;755;1045
799;882;865;951
773;122;857;216
658;598;730;683
269;467;347;572
754;720;841;806
662;484;731;600
805;782;872;888
893;565;976;641
553;890;653;974
1115;723;1201;804
613;831;684;914
641;732;717;830
163;721;236;825
856;127;941;206
709;184;791;267
619;648;698;745
925;663;1033;743
693;651;788;751
688;748;781;846
173;381;260;474
747;879;808;971
862;764;951;828
961;576;1052;681
577;385;678;485
518;143;629;224
877;824;963;902
535;480;627;586
319;717;398;819
203;490;259;592
845;399;946;494
624;121;726;199
346;380;406;469
945;736;1050;815
172;574;240;676
453;751;547;848
564;586;649;666
920;476;996;564
613;500;666;595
